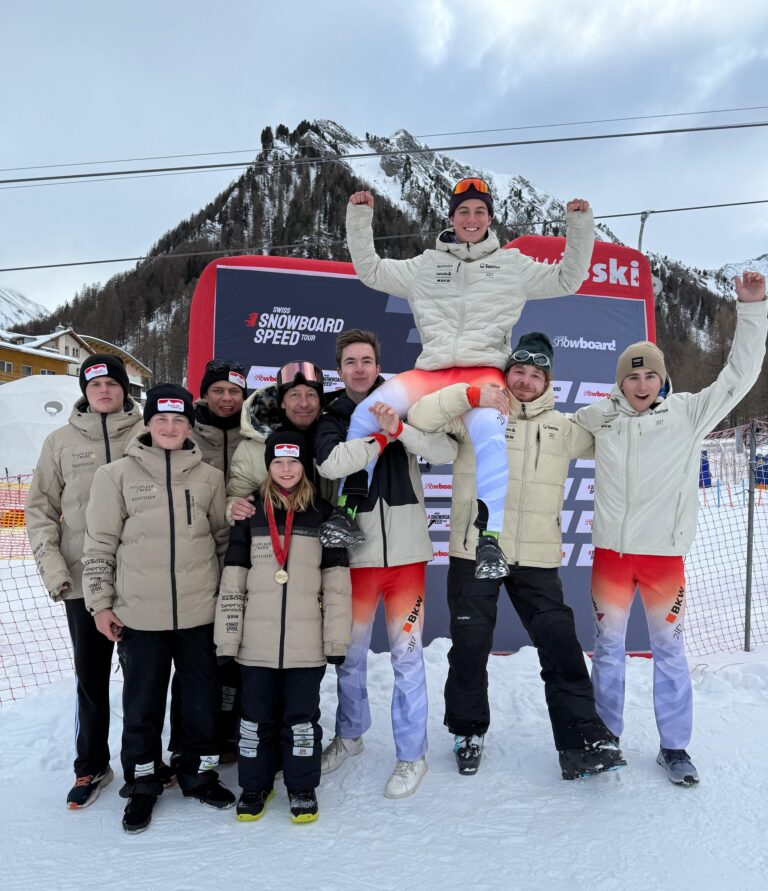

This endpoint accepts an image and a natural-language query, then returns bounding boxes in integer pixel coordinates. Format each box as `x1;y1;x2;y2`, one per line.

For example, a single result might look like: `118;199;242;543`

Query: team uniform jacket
346;202;594;371
408;382;593;568
227;385;334;505
314;379;458;568
575;299;768;556
214;496;351;668
82;434;229;630
190;400;245;482
26;399;145;601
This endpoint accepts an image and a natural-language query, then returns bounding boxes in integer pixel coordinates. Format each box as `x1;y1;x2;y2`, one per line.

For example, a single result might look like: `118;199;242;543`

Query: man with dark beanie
322;179;594;583
82;383;235;832
409;333;624;780
26;352;145;808
192;359;248;480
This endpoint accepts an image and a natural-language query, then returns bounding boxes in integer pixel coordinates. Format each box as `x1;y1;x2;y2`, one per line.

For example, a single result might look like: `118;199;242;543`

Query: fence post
744;420;757;652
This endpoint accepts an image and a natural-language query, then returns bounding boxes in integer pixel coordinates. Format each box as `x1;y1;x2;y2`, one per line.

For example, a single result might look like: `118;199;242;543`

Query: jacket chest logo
435;263;454;284
126;482;157;504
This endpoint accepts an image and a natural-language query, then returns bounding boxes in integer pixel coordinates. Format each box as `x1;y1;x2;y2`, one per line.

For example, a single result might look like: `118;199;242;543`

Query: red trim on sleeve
371;433;389;454
391;420;404;439
466;386;481;408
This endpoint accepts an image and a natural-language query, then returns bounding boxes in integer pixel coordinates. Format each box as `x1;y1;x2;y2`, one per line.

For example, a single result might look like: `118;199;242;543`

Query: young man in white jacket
574;272;767;785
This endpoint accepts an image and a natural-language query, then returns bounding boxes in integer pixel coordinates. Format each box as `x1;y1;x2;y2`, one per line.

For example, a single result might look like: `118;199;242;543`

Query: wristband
391;420;404;439
466;386;482;408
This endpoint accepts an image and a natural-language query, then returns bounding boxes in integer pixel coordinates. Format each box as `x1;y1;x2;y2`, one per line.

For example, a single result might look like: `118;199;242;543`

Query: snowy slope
0;286;46;329
2;639;768;891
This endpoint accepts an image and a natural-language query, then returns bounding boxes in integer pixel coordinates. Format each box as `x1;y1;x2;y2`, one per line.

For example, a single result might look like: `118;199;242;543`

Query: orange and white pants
590;548;692;749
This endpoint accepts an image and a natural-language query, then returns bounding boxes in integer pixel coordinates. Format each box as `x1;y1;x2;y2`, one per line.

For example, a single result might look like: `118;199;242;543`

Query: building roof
79;336;153;377
0;340;72;364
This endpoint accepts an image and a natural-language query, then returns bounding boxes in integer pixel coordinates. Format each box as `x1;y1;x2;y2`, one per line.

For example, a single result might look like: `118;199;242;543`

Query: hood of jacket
607;379;674;418
125;433;205;482
508;386;555;421
436;228;501;262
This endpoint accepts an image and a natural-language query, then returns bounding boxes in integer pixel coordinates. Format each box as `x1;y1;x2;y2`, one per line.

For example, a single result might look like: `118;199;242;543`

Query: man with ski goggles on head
408;333;624;781
322;176;594;582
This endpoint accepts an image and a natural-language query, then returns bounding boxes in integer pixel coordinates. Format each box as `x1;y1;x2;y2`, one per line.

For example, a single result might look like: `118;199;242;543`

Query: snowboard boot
475;535;509;580
657;748;699;786
288;789;319;823
236;789;275;822
66;767;114;809
319;508;365;548
384;756;428;799
122;792;158;834
453;734;485;776
183;779;236;809
559;738;627;780
320;735;364;774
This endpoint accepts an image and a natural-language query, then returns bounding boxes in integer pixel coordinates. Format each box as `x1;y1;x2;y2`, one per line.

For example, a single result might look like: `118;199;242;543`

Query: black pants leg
218;659;241;753
503;566;607;751
280;666;324;793
118;628;172;788
239;667;282;793
170;624;221;791
167;672;183;755
64;598;115;776
444;557;500;737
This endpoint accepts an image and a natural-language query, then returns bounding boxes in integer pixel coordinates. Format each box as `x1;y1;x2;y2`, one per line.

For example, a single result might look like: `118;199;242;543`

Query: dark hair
335;329;381;367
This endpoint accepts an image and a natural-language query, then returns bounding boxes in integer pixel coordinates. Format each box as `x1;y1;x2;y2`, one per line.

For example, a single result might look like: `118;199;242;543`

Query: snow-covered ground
2;639;767;891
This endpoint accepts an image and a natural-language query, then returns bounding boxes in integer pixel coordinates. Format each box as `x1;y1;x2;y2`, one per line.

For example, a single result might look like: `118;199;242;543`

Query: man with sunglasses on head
227;360;332;521
322;178;594;583
408;333;624;781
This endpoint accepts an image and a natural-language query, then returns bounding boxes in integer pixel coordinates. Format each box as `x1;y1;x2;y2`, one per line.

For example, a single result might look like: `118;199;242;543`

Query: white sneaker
384;756;428;799
320;736;364;774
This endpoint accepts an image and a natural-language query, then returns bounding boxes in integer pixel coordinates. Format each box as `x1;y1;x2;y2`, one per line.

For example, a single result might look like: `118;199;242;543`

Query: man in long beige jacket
408;333;623;781
26;353;144;809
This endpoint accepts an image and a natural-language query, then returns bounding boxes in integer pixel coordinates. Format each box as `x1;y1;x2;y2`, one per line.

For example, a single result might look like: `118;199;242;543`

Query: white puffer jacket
346;203;594;371
408;383;593;568
575;299;768;556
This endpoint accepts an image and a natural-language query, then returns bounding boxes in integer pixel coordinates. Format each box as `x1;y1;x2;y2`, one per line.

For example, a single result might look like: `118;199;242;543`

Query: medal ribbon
265;498;295;571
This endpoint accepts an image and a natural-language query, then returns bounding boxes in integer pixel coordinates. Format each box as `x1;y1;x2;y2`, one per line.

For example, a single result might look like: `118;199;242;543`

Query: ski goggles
510;349;552;369
204;358;246;376
276;360;324;389
452;177;491;196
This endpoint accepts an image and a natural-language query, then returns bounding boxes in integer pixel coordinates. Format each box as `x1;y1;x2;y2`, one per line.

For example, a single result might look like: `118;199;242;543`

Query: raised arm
517;199;594;299
346;193;423;299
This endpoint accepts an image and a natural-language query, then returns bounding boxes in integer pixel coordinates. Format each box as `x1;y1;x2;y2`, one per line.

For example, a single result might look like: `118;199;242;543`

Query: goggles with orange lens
276;361;324;389
452;177;491;196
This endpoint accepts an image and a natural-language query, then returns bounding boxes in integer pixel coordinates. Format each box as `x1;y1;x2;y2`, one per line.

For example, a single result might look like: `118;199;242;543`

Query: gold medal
275;568;289;584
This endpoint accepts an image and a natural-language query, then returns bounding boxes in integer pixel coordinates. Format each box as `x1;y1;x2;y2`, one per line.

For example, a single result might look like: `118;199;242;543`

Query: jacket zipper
185;490;192;525
515;422;531;562
379;499;389;568
165;450;179;630
452;262;465;365
534;428;541;471
278;576;288;669
618;424;631;555
101;414;111;463
222;429;229;479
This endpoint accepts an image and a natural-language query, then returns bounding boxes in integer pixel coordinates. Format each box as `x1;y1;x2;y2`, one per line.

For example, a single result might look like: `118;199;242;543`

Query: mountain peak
0;286;47;330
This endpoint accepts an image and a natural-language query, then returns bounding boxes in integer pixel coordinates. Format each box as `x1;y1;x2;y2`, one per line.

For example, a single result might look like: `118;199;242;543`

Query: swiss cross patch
274;444;300;458
228;371;246;388
84;363;108;381
157;398;185;412
631;357;643;368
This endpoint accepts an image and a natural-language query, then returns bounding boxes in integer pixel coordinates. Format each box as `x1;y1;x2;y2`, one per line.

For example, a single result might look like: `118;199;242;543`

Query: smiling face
268;456;304;491
339;342;380;404
85;376;125;414
205;381;244;419
449;199;491;244
147;413;191;450
280;384;321;429
621;370;662;412
505;364;548;403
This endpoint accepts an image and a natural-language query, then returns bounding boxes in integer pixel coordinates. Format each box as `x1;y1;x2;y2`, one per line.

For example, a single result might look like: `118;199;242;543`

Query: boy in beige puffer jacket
26;353;144;809
83;384;235;833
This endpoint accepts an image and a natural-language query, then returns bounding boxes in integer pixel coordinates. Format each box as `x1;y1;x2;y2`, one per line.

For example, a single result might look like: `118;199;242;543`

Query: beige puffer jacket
190;400;245;483
214;496;351;668
346;203;594;371
82;435;229;630
575;299;768;556
25;399;145;601
408;383;593;568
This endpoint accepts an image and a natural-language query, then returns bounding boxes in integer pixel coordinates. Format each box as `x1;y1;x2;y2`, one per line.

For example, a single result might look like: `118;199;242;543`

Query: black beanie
144;383;196;427
504;332;554;375
79;353;130;398
448;178;494;218
199;359;248;397
264;431;313;480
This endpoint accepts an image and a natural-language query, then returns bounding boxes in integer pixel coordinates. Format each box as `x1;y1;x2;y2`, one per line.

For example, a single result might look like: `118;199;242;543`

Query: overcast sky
2;0;768;311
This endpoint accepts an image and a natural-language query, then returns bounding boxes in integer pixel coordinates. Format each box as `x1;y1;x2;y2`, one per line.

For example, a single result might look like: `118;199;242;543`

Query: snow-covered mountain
699;253;768;299
0;286;47;329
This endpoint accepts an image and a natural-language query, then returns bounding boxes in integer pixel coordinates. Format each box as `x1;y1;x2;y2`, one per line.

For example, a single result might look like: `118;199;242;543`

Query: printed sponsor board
575;511;594;535
560;542;575;566
560;510;573;533
575;478;595;501
550;380;573;403
576;544;596;567
422;475;453;498
426;507;452;532
575;382;614;404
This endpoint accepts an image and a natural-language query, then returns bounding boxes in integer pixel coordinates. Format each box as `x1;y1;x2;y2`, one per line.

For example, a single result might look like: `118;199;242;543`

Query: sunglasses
276;361;324;388
204;358;246;375
452;177;491;196
511;350;551;369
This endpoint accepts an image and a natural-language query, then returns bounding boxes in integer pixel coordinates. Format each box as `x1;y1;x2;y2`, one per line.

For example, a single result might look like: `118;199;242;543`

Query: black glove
217;655;234;667
326;655;346;665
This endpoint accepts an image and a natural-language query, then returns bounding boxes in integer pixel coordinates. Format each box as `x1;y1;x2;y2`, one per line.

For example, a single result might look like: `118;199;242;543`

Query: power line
3;197;767;274
3;103;766;174
2;119;768;189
